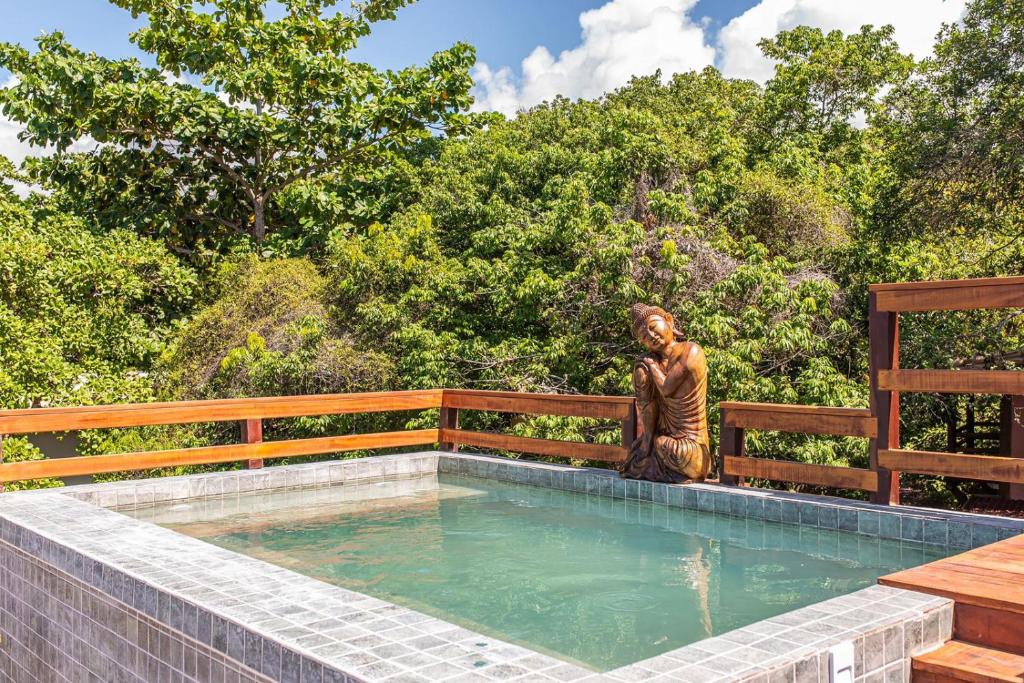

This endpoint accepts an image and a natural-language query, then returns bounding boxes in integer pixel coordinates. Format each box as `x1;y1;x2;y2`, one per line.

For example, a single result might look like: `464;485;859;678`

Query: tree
878;0;1024;258
0;186;197;411
757;25;913;152
326;74;866;470
0;0;477;252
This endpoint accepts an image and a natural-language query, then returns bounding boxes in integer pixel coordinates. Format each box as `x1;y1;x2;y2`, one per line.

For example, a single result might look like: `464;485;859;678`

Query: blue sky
1;0;967;163
1;1;759;74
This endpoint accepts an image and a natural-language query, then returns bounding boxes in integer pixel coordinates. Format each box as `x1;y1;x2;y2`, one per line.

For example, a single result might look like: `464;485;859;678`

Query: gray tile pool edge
614;585;952;683
438;452;1024;551
0;455;593;683
1;451;1010;682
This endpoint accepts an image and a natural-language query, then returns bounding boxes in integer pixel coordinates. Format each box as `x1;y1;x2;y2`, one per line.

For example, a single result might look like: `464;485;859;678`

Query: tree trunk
253;198;266;244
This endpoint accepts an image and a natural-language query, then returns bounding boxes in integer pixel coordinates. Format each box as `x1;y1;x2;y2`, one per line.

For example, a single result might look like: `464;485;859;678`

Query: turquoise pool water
137;473;949;671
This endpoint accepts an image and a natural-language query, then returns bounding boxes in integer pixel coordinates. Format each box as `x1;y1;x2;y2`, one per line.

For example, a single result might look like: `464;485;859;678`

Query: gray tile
838;508;858;532
923;520;948;546
900;516;923;542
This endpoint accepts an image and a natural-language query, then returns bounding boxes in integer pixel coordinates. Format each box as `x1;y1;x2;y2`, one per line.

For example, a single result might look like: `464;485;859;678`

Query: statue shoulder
684;341;707;370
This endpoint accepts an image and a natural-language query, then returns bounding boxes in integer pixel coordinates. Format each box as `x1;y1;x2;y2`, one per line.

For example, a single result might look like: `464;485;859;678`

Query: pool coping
3;450;1017;682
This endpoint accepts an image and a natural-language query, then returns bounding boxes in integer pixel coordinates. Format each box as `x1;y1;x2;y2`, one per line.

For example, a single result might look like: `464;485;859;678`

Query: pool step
953;603;1024;656
913;641;1024;683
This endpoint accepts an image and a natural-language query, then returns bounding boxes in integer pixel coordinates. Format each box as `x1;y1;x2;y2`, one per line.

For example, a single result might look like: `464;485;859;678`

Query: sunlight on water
131;473;949;671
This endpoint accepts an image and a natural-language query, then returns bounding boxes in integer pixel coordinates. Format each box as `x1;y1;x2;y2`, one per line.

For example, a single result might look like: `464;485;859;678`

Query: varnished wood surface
870;276;1024;313
955;604;1024;657
913;641;1024;683
878;370;1024;395
879;449;1024;484
439;428;627;463
720;402;876;438
0;429;440;483
722;455;879;492
881;535;1024;615
442;390;634;420
869;276;1024;292
0;390;445;435
0;389;643;484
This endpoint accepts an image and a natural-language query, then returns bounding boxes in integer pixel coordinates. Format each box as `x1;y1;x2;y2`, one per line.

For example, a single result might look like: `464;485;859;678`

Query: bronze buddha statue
620;303;711;483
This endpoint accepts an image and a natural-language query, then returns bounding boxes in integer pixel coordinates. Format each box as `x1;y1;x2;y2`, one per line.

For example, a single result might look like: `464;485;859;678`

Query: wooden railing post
869;291;900;505
719;408;744;485
241;418;263;469
1002;395;1024;500
439;406;459;452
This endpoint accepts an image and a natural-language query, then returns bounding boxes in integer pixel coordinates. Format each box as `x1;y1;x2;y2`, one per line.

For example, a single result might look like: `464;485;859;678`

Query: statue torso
654;341;709;446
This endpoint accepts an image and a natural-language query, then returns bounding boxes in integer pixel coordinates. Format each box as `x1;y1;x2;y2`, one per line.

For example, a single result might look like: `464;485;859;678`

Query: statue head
630;303;683;354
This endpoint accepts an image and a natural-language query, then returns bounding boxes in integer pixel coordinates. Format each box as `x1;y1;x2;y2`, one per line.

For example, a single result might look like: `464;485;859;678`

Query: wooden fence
718;402;878;492
720;275;1024;505
0;389;635;485
870;276;1024;504
2;276;1022;501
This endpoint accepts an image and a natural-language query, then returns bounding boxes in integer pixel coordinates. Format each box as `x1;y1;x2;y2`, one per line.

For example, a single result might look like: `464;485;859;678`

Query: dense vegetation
1;0;1022;504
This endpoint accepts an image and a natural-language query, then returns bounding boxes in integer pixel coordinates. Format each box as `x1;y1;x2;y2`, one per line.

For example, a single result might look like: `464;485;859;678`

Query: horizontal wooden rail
719;401;876;438
869;276;1024;312
878;370;1024;395
719;401;876;493
0;429;439;483
442;389;633;421
723;456;878;492
440;428;626;463
879;449;1024;485
0;390;444;435
0;389;638;484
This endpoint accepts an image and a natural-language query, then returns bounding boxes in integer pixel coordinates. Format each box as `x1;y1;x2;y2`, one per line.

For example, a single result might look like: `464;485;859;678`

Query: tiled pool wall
1;450;1020;682
0;539;272;683
439;454;1024;551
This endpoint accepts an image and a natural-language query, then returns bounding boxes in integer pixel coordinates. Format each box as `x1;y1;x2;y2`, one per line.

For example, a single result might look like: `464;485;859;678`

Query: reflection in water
133;474;950;672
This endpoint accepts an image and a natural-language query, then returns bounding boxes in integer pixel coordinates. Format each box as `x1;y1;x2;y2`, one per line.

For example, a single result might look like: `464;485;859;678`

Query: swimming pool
4;451;1015;682
132;472;949;671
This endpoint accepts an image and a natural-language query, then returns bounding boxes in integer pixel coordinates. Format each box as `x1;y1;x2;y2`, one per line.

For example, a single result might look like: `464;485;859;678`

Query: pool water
132;473;949;671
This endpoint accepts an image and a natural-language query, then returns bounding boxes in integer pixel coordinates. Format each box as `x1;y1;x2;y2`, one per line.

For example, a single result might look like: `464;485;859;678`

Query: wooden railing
718;402;879;493
869;276;1024;504
0;389;635;485
3;275;1022;499
439;389;635;463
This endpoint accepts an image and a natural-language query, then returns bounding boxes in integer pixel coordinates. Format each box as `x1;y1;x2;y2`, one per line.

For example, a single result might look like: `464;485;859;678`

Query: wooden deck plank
439;428;627;463
0;429;439;483
0;390;445;435
442;390;633;421
955;604;1024;657
869;277;1024;313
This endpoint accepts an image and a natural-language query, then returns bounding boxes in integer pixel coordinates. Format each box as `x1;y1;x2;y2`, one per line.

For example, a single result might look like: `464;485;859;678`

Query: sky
1;0;969;168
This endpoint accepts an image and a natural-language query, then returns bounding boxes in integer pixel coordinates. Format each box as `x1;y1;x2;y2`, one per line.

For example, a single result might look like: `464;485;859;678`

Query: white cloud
718;0;969;82
472;0;715;116
473;0;969;116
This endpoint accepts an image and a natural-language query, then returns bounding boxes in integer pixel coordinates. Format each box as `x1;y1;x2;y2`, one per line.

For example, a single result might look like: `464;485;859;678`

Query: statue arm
644;344;704;395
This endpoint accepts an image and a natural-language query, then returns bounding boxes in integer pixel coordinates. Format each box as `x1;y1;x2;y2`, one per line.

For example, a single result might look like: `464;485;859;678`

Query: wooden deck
881;534;1024;680
881;534;1024;620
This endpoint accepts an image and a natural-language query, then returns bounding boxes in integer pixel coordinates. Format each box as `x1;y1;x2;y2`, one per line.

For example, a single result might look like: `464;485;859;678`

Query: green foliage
159;256;392;399
326;73;866;470
2;0;1023;503
757;25;913;157
877;0;1024;268
0;191;196;409
0;0;477;252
